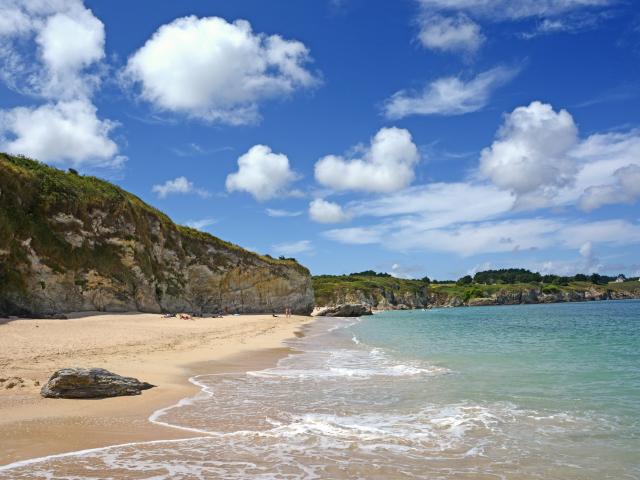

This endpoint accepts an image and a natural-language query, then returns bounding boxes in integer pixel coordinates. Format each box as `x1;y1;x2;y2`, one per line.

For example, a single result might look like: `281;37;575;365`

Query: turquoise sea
1;300;638;479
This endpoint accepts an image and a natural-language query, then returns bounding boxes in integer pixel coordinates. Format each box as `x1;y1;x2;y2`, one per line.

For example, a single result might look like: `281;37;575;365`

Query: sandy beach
0;312;311;467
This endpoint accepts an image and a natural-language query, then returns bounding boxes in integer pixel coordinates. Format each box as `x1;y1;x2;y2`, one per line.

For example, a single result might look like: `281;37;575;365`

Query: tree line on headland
346;268;636;286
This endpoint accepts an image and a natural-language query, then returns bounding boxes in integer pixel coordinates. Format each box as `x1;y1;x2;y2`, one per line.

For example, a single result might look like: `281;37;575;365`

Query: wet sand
0;312;311;466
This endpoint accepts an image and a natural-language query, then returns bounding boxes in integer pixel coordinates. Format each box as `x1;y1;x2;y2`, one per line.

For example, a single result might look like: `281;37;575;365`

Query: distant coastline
313;270;640;311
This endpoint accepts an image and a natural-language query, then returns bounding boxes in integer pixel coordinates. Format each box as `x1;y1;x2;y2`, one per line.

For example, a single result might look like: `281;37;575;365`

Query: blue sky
1;0;639;279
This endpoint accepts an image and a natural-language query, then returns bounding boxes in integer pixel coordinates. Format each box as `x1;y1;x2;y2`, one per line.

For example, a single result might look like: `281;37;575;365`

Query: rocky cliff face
0;155;314;316
319;286;430;310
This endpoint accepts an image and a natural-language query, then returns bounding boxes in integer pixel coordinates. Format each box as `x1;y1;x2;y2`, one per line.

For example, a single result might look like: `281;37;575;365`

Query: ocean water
1;300;639;479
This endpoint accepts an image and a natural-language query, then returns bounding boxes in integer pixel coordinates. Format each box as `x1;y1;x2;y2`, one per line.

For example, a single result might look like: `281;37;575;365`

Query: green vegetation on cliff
313;273;429;307
430;280;640;300
0;154;305;272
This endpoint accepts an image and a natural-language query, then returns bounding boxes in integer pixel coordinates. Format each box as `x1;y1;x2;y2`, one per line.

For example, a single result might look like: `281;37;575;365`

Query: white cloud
477;104;640;209
388;218;560;256
0;0;105;100
184;218;217;230
309;198;351;224
562;220;640;248
266;208;303;218
314;127;420;193
578;184;625;212
415;0;613;54
418;14;484;53
320;102;640;262
35;9;104;99
579;240;593;258
0;1;120;169
578;164;640;211
325;216;640;257
467;261;493;276
272;239;313;256
383;67;517;119
324;227;385;245
388;263;425;279
152;176;210;199
226;145;298;201
479;101;578;196
349;182;515;228
416;0;611;21
123;16;318;124
0;99;121;167
617;164;640;197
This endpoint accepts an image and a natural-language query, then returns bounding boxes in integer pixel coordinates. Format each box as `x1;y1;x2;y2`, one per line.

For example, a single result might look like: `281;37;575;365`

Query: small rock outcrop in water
40;368;154;398
314;303;373;317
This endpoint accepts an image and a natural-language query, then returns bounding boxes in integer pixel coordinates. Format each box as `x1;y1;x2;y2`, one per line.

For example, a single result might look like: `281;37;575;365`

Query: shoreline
356;295;640;314
0;312;312;467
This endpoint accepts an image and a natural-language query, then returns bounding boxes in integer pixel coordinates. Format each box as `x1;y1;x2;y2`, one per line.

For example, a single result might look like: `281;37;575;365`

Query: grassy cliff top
0;154;308;274
313;273;429;305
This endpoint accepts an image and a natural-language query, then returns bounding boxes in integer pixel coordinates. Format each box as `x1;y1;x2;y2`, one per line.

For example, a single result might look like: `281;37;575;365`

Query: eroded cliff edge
0;155;314;316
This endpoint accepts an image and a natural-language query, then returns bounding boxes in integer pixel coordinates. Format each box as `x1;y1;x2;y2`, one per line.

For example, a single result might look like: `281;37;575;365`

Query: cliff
313;274;429;309
0;155;314;316
428;282;640;308
313;274;640;310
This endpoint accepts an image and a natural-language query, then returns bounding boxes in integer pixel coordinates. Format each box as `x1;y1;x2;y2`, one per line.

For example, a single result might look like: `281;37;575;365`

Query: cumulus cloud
479;101;578;196
272;240;313;256
123;16;318;124
384;66;517;119
477;103;640;209
0;0;105;100
321;102;640;261
152;176;210;199
418;14;484;53
309;198;351;224
0;99;121;167
314;127;420;193
0;1;122;168
226;145;298;201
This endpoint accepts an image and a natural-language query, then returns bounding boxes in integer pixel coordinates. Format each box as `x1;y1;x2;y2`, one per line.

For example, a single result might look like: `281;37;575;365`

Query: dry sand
0;312;311;466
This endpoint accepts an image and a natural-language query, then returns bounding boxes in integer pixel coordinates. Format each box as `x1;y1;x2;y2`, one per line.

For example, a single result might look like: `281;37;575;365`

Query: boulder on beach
314;303;373;317
40;368;154;399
